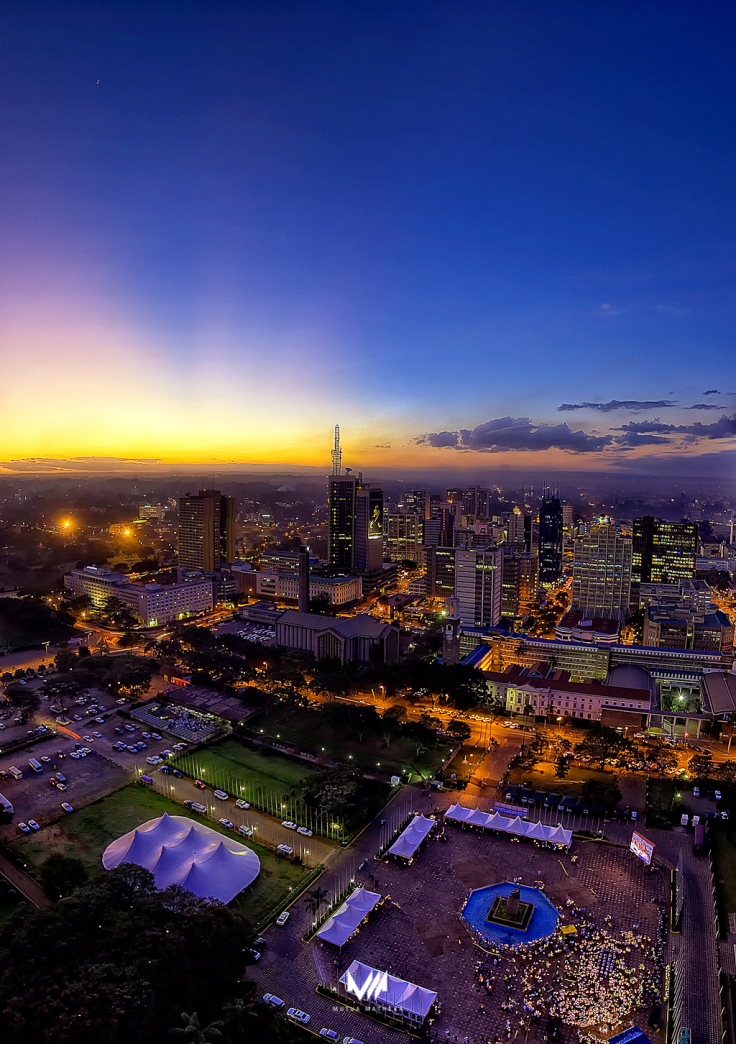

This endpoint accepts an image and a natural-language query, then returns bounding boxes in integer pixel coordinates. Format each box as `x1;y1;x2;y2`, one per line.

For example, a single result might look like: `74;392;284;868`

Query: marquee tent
444;804;572;848
315;886;382;946
102;812;260;903
387;814;435;859
339;960;437;1024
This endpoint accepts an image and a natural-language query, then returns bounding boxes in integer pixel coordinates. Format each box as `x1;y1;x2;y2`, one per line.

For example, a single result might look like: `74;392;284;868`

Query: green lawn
175;738;310;792
252;705;452;780
9;783;310;925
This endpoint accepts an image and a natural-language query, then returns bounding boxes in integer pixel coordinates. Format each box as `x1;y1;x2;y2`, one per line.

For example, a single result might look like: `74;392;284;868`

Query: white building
454;547;503;627
64;566;130;607
64;566;213;626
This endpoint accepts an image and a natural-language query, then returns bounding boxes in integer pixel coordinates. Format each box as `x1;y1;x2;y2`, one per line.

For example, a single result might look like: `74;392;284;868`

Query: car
343;1037;363;1044
151;732;162;740
275;910;290;925
694;786;701;798
92;731;102;739
69;751;80;759
247;948;261;961
0;723;5;730
218;818;234;829
188;801;207;813
721;810;730;821
162;749;174;758
40;755;51;764
172;769;183;778
194;779;207;789
27;819;40;831
49;775;58;786
281;820;297;830
263;994;284;1009
36;725;48;734
238;824;254;838
146;756;162;765
160;764;172;774
136;742;148;750
287;1009;310;1025
61;802;73;813
173;742;187;750
73;714;82;722
95;717;105;724
297;826;313;836
56;772;66;783
320;1031;338;1040
214;789;229;800
114;727;125;735
57;750;66;758
17;822;30;833
236;799;250;810
716;790;723;802
98;706;107;712
142;732;151;739
83;735;94;743
116;698;127;705
124;724;136;732
56;783;67;791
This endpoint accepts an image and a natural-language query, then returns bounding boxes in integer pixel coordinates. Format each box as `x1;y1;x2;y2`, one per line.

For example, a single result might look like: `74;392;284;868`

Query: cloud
613;432;672;449
374;443;392;449
618;413;736;440
703;389;720;395
558;399;675;413
0;457;162;473
685;403;726;410
417;417;612;454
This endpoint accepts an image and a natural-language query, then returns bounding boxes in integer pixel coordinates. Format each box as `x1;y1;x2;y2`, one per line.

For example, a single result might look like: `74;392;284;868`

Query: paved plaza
253;798;671;1044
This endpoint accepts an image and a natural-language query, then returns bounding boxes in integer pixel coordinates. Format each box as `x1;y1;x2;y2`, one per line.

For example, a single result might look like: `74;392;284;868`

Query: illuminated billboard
630;831;655;866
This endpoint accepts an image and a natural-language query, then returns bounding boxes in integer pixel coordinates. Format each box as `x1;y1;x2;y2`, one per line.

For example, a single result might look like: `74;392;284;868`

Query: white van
28;758;43;773
8;766;23;780
0;793;14;815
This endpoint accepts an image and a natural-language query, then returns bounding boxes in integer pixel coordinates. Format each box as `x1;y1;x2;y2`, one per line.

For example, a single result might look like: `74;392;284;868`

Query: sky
1;0;735;477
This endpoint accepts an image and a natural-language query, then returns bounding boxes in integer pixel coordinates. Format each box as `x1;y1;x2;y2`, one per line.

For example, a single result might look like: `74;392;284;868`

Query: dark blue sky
1;1;735;472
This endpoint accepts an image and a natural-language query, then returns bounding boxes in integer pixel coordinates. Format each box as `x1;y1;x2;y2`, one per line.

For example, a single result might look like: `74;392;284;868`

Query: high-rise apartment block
571;519;632;623
539;495;563;583
178;489;235;571
454;547;503;627
630;516;698;609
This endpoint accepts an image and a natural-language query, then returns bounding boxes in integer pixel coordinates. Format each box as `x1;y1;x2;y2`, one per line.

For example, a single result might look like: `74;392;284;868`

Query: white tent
388;814;435;859
102;813;260;903
339;960;437;1022
444;803;572;848
315;886;381;946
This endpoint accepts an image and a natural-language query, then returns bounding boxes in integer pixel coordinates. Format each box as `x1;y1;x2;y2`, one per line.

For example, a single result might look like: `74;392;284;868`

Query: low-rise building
230;562;362;606
643;606;733;655
64;566;213;625
555;610;620;644
275;610;399;664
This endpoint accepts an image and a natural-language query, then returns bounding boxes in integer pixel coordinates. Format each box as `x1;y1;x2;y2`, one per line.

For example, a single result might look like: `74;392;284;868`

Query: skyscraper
385;512;423;562
326;430;382;576
327;473;358;571
571;519;632;623
178;489;235;571
631;516;698;609
501;550;539;617
454;547;503;627
539;494;563;583
331;424;342;476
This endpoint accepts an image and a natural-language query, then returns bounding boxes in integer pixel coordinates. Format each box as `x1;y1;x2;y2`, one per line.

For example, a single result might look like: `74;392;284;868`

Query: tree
2;684;40;723
446;719;471;742
168;1012;223;1041
38;853;89;899
304;886;328;917
581;777;622;811
688;751;714;780
221;998;258;1044
54;647;79;672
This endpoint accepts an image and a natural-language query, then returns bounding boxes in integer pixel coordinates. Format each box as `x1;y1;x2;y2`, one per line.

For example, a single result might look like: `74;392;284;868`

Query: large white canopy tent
445;804;572;847
102;812;260;903
339;960;437;1023
387;814;435;859
315;886;382;946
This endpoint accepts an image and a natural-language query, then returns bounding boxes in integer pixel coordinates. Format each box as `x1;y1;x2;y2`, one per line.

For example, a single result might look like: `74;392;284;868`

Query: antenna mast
331;424;342;475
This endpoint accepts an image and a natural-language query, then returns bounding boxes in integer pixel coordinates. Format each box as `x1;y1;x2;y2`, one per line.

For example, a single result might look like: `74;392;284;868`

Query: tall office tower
331;424;342;475
539;494;563;583
461;486;488;520
298;545;311;612
504;507;530;549
355;482;384;573
571;519;632;623
454;547;503;627
630;516;698;609
426;545;456;596
328;473;358;571
501;551;539;617
385;512;423;563
422;518;442;547
178;489;235;571
400;489;427;516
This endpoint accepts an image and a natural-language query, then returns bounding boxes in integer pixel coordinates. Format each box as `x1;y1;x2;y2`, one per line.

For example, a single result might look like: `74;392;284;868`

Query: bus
28;758;43;773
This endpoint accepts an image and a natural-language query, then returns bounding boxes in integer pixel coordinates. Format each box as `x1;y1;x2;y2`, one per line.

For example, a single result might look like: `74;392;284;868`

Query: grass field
9;783;310;925
253;705;452;779
175;738;310;792
505;762;616;792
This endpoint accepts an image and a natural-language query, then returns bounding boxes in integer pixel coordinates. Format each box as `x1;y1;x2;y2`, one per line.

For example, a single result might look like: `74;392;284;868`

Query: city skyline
1;2;735;476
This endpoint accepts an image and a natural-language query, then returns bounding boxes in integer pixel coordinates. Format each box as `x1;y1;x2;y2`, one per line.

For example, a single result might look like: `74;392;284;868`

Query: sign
630;831;656;866
345;966;389;1004
494;803;528;819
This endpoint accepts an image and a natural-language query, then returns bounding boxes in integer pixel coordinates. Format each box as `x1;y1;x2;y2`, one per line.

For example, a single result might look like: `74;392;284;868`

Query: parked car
236;798;250;810
238;824;254;838
17;822;30;833
320;1030;338;1040
263;994;284;1009
214;789;229;800
27;819;39;831
275;910;290;925
716;789;723;802
287;1009;310;1025
276;844;294;857
61;802;74;813
218;818;234;829
194;779;207;789
183;800;207;813
297;826;313;836
281;820;297;830
694;786;701;798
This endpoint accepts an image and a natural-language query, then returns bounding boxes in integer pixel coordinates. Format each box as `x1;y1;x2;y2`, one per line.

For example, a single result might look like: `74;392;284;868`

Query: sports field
10;783;310;924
